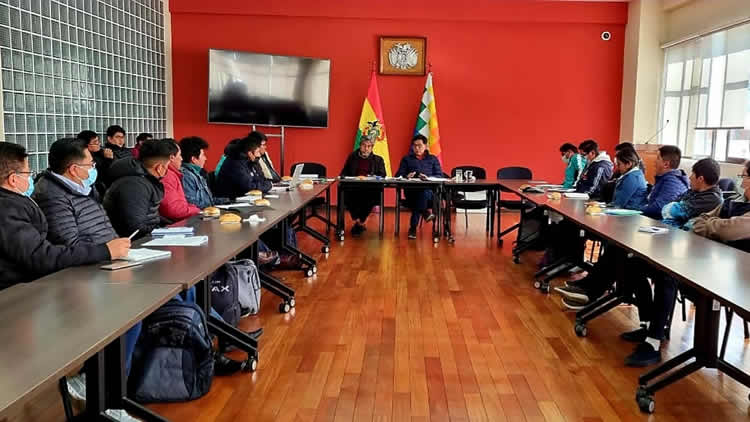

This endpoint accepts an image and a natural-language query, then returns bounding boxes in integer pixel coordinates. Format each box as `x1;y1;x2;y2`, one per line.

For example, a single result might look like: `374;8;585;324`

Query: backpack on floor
128;299;214;403
209;265;241;327
229;259;262;316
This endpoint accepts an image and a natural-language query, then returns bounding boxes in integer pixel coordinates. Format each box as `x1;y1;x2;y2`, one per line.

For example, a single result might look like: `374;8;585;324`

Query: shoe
408;227;417;239
422;211;436;223
351;223;365;236
66;373;86;414
104;409;142;422
553;285;589;302
620;327;648;343
240;306;252;318
258;250;279;266
561;296;587;311
248;327;263;339
214;353;247;376
624;342;662;367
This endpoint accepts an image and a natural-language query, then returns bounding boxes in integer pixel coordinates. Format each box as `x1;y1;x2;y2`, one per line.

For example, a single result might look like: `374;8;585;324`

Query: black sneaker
624;342;662;367
423;211;436;223
553;285;589;302
408;227;417;239
561;296;587;311
620;327;648;343
214;353;247;376
351;223;365;236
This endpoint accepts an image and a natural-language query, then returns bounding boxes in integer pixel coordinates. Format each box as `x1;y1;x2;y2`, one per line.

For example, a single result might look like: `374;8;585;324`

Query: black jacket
103;158;165;238
33;171;117;247
0;187;110;289
340;151;387;177
105;142;134;161
214;144;272;198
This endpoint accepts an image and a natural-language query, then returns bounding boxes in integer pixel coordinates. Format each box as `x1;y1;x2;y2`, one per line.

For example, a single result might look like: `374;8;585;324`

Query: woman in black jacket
339;136;386;235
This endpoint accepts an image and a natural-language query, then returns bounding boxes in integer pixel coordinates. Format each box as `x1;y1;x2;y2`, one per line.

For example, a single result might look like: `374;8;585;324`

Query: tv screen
208;49;331;128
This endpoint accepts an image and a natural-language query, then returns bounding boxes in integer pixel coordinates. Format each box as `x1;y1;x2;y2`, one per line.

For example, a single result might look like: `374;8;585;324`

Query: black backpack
210;266;241;327
128;299;214;403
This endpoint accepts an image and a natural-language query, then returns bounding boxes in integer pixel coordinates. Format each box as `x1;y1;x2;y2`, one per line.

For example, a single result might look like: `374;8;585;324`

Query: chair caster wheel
498;238;504;245
305;268;314;277
574;323;588;337
244;356;258;373
513;256;520;264
338;235;345;241
279;302;291;313
635;386;648;400
433;237;439;243
289;297;296;308
533;280;541;289
540;285;550;294
321;245;330;253
637;395;655;413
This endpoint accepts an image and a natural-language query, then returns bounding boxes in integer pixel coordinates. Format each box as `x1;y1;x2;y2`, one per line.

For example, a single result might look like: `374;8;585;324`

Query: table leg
326;186;331;234
395;186;401;236
337;183;344;240
432;186;440;242
83;351;107;419
379;189;384;236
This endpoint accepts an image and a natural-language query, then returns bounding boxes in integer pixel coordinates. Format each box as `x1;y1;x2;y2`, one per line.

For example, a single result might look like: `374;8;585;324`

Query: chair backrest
497;166;532;180
290;162;327;178
718;177;736;192
451;166;487;179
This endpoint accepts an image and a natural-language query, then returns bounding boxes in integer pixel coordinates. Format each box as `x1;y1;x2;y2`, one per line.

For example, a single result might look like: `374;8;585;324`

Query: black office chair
449;166;491;230
718;177;740;200
290;162;333;229
496;166;533;240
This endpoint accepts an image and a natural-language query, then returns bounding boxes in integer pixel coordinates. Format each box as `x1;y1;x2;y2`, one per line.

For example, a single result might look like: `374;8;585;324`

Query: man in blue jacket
395;135;443;239
640;145;689;219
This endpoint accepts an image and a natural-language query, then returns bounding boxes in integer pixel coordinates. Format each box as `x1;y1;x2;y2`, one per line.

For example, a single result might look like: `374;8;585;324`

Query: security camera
601;31;612;41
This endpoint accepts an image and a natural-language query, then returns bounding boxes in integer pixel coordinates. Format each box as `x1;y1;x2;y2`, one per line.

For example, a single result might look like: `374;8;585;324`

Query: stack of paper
142;236;209;247
125;248;172;263
563;192;590;199
604;209;643;216
151;227;194;236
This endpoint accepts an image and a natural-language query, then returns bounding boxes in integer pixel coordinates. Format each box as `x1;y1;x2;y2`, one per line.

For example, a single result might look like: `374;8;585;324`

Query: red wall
170;1;627;189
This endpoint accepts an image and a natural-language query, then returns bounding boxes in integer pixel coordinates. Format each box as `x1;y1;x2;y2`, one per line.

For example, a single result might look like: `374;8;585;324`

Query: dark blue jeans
124;323;141;375
404;189;433;228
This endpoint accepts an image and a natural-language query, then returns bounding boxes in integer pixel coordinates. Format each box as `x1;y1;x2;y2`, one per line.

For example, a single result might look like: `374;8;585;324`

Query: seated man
340;134;386;235
640;145;689;219
395;135;442;239
158;138;201;222
104;139;170;238
661;158;724;228
77;130;108;197
31;138;141;407
559;142;586;189
131;132;153;159
255;131;281;183
214;136;272;199
609;148;648;210
0;141;130;289
623;158;731;367
575;139;613;199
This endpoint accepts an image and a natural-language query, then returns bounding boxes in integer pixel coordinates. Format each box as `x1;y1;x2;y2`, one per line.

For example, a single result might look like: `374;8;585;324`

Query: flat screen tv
208;49;331;128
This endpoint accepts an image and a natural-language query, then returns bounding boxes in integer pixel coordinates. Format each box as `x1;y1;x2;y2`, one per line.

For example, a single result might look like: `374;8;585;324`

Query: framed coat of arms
379;36;426;76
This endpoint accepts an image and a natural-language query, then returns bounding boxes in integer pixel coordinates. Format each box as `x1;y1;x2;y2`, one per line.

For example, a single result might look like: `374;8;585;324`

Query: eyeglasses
15;170;37;178
737;174;750;179
75;162;96;169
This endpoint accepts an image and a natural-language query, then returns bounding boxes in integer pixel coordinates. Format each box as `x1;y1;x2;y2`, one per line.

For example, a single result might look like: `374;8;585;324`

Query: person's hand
106;238;131;259
407;172;416;179
103;148;114;159
418;173;428;181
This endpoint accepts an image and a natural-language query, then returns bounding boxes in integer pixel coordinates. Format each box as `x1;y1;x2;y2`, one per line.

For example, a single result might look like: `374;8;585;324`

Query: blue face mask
21;174;34;197
82;167;97;189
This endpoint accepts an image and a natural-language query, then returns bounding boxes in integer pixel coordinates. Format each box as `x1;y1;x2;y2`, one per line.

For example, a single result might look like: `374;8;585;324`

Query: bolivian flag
354;72;393;176
413;72;442;165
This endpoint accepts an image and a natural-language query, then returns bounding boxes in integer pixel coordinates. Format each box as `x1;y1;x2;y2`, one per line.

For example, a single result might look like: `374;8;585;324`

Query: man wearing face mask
559;143;586;189
0;141;130;290
104;139;172;238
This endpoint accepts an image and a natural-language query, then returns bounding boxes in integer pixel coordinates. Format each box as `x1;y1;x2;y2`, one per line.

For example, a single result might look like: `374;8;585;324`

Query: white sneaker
66;373;86;412
105;409;142;422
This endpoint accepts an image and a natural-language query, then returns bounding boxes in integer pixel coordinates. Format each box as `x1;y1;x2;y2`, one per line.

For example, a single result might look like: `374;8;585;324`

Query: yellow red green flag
354;71;392;176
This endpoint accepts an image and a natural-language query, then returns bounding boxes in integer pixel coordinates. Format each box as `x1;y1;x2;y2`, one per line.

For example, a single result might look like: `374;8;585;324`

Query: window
0;1;167;172
659;22;750;162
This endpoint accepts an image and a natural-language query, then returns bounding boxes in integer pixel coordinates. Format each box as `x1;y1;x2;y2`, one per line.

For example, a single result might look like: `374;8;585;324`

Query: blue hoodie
640;169;690;219
612;167;648;210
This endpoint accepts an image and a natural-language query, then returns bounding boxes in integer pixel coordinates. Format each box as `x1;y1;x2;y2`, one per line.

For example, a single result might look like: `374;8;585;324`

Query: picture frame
379;36;427;76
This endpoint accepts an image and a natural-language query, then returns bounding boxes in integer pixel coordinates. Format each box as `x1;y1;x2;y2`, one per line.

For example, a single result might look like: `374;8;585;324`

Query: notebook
124;248;172;263
142;236;209;247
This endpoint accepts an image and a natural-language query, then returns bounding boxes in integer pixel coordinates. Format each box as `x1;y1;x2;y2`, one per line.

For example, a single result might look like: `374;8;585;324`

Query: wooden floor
10;211;750;421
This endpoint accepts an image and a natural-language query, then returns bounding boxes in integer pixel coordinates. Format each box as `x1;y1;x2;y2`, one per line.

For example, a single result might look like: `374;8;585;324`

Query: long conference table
498;179;750;413
0;181;335;422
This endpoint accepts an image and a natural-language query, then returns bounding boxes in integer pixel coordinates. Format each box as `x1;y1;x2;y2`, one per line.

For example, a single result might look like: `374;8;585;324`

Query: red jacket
159;165;200;222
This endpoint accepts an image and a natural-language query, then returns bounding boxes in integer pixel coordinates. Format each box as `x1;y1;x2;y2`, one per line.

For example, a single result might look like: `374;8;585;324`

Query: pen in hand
128;229;140;240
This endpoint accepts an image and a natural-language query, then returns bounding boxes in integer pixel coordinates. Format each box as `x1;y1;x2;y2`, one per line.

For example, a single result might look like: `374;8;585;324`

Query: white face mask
561;155;570;164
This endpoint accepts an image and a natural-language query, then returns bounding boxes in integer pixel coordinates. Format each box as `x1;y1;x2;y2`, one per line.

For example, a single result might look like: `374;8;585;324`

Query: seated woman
395;135;443;239
610;147;648;210
340;135;386;235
